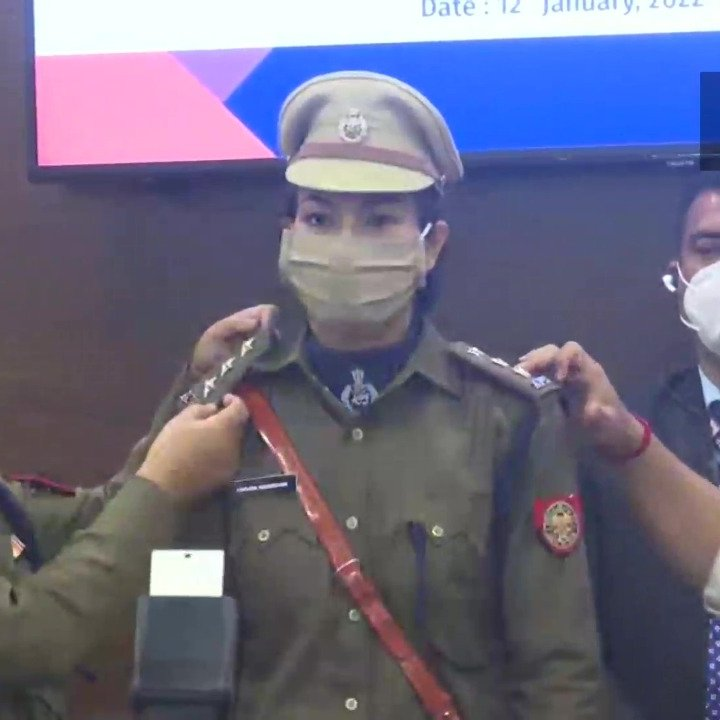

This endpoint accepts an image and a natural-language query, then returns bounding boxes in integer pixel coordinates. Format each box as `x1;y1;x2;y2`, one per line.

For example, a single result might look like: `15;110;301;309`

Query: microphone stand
131;596;238;720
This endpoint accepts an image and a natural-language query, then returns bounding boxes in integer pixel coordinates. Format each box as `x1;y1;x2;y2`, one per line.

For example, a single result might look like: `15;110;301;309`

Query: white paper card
149;549;225;598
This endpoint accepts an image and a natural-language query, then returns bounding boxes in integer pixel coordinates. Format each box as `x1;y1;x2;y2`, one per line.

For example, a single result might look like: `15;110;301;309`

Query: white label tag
149;550;224;598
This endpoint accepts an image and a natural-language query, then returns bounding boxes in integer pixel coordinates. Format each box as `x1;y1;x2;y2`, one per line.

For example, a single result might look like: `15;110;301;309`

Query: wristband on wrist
604;414;653;463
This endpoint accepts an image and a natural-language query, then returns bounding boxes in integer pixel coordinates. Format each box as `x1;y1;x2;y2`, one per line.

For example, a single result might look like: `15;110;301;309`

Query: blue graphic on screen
227;32;719;156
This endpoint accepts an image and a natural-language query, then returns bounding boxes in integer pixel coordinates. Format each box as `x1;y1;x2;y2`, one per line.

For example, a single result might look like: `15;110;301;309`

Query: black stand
131;596;238;720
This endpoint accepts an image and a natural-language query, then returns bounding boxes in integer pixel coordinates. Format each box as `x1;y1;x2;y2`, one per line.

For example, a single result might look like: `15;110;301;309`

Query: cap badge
338;109;368;144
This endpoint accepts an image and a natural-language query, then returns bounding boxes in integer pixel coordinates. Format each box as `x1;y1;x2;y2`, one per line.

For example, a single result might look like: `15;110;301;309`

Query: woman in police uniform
165;71;604;720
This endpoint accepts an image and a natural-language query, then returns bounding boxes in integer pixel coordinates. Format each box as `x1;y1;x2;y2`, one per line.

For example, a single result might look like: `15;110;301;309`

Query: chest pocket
425;504;498;669
375;494;496;672
229;488;331;668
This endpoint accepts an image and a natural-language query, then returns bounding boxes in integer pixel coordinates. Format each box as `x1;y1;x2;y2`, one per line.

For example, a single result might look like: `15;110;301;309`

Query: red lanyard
238;385;462;720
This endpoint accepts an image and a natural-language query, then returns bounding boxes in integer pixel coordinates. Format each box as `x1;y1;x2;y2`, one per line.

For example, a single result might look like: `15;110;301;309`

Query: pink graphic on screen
172;48;270;103
35;50;276;167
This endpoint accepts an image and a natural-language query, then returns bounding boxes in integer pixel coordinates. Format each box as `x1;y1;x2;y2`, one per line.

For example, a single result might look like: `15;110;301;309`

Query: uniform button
431;525;445;538
351;427;364;442
348;608;361;622
345;697;358;711
345;516;359;531
257;529;271;543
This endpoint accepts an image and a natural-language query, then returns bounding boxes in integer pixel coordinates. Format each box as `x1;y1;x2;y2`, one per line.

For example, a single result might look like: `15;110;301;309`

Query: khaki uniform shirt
176;322;603;720
0;454;182;719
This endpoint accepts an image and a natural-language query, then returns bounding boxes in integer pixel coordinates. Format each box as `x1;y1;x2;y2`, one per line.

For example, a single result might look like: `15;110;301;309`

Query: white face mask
678;260;720;356
278;223;433;326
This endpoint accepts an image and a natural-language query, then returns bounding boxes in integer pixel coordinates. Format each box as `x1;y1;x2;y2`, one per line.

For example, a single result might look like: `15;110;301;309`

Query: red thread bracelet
606;415;653;463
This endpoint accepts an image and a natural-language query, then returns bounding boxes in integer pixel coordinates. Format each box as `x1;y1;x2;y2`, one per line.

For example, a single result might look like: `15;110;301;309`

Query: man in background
560;171;720;720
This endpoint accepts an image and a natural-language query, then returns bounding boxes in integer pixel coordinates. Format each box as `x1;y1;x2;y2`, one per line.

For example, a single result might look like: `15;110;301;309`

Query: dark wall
0;0;697;716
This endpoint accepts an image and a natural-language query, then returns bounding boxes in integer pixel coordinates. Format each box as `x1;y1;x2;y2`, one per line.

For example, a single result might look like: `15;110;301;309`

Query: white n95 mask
679;260;720;357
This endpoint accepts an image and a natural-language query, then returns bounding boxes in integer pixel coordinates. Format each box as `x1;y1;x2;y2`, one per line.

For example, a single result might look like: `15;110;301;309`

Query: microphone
131;550;238;720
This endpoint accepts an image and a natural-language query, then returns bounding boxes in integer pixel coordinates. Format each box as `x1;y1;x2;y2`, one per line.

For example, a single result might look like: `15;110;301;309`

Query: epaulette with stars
448;342;559;401
179;325;275;409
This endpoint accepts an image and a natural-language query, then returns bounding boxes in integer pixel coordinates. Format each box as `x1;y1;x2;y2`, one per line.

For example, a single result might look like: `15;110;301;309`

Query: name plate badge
233;474;297;496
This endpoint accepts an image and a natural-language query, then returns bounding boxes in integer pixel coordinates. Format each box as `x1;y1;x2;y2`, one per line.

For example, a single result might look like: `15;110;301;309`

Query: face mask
278;223;433;326
679;260;720;356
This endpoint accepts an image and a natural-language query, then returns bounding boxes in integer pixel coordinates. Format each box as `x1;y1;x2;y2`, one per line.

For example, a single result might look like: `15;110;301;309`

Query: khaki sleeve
24;363;198;556
99;364;198;485
502;397;603;719
15;437;150;560
0;475;180;685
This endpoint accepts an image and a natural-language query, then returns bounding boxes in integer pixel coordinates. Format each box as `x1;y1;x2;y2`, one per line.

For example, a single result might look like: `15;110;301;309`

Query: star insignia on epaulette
513;366;531;379
240;337;255;357
180;391;198;406
466;346;485;358
491;357;510;368
203;376;217;398
220;357;235;377
531;375;553;389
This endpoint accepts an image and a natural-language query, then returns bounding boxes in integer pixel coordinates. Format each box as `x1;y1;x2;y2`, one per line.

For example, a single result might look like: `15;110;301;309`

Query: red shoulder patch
533;494;583;557
8;474;76;497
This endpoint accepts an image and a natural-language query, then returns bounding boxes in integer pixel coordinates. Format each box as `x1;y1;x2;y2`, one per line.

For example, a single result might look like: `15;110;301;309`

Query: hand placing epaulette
451;342;559;400
191;305;278;377
181;323;275;410
517;342;650;462
139;395;248;503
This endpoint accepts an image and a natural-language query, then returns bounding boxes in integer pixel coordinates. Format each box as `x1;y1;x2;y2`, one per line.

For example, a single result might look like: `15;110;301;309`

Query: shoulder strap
449;342;560;400
448;342;560;402
237;385;462;720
